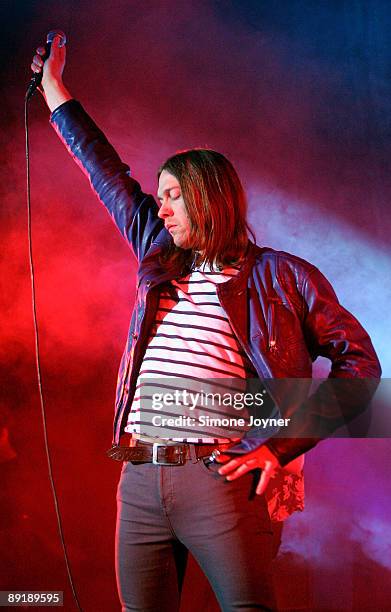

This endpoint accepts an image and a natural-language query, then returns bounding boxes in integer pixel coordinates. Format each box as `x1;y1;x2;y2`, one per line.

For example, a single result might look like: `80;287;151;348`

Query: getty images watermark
134;377;390;439
149;388;290;429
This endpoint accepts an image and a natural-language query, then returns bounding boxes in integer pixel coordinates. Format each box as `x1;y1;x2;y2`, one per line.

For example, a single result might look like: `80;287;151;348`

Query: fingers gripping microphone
25;29;66;101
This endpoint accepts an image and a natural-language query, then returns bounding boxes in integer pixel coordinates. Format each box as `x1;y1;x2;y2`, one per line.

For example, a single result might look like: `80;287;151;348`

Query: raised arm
30;37;165;261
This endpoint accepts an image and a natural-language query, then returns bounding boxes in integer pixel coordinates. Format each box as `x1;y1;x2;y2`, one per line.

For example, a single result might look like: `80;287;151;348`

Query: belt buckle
152;443;185;466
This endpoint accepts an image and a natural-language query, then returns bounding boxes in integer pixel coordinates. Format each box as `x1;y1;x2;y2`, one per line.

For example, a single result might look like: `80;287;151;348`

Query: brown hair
158;148;253;273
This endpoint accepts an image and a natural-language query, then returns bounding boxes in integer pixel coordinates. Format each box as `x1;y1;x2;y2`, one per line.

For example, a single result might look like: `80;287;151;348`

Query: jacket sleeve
264;265;382;466
50;99;164;262
301;266;381;378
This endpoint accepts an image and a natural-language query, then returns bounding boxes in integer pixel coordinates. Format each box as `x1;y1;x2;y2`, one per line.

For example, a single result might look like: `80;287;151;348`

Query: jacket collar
217;241;257;295
139;238;258;290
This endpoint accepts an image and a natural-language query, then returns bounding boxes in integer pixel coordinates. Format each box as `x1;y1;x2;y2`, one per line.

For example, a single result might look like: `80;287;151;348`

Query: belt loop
188;444;198;464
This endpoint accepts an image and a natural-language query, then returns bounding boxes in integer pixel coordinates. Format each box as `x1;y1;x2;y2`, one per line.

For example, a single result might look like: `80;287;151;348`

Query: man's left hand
216;445;280;495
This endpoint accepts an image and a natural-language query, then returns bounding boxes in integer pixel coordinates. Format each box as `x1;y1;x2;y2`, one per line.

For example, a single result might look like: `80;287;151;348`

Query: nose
158;199;173;219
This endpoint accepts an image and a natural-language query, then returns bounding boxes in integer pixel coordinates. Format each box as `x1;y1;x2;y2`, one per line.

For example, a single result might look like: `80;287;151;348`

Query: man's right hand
30;35;72;112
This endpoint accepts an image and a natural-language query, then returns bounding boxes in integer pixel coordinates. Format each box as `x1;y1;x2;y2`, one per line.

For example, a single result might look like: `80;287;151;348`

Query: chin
174;237;191;249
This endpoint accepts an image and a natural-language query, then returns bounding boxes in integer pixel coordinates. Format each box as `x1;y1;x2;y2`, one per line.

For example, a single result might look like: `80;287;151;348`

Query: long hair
158;148;253;273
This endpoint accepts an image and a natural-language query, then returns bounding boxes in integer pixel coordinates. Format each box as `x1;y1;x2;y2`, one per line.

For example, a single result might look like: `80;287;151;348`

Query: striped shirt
125;264;257;443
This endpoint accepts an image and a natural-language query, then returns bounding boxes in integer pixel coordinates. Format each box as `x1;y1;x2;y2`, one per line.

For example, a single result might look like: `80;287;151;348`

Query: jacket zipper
267;298;280;352
115;285;158;441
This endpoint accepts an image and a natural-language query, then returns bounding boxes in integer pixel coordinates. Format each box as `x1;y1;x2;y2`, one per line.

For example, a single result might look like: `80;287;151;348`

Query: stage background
1;1;390;610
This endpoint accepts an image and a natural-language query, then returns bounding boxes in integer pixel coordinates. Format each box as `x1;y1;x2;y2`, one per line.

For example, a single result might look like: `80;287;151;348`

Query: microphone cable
24;92;83;612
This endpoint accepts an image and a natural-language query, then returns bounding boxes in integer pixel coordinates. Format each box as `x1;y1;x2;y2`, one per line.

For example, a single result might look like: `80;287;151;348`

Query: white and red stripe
125;264;255;442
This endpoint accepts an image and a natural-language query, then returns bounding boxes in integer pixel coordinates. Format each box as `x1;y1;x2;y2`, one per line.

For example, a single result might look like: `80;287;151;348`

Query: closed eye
170;189;181;200
157;188;181;202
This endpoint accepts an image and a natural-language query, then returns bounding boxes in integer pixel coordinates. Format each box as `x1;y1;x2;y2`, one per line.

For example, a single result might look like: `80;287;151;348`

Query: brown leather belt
106;434;235;465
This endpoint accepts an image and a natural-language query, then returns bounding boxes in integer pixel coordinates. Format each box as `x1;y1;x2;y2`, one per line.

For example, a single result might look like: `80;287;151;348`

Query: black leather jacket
51;100;381;466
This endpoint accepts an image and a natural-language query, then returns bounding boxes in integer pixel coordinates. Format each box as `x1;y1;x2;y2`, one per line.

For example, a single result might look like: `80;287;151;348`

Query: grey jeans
116;455;276;611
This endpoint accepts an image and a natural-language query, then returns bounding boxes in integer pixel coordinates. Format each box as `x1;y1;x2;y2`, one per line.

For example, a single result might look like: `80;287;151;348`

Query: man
31;38;381;611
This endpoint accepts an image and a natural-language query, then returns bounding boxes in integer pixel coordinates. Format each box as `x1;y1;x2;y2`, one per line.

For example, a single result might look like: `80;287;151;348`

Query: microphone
25;29;67;101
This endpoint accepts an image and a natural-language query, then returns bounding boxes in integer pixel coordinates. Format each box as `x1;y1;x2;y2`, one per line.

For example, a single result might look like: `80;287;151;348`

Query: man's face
157;170;193;249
